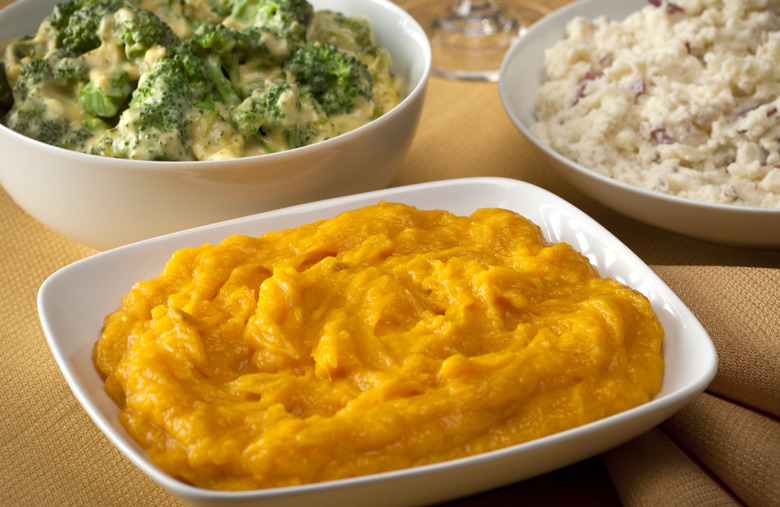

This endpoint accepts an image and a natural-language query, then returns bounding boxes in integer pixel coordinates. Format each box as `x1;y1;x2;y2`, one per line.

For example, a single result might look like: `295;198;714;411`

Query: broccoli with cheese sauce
182;22;291;103
284;41;372;117
3;49;108;149
90;49;222;160
212;0;314;42
229;77;335;152
0;0;401;160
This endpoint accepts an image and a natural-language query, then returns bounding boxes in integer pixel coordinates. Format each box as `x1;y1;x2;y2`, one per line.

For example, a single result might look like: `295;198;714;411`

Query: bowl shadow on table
440;455;621;506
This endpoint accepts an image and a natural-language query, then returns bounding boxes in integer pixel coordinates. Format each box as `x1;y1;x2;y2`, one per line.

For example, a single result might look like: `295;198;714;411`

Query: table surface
2;0;779;505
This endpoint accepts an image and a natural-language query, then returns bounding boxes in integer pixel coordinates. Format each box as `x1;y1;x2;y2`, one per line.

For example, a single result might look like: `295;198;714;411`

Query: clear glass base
408;0;549;82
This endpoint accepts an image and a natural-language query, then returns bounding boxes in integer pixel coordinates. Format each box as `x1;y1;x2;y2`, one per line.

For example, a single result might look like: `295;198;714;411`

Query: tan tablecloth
2;0;779;505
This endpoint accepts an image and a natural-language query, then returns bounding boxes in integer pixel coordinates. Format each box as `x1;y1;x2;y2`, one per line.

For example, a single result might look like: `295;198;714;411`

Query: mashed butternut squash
93;202;664;490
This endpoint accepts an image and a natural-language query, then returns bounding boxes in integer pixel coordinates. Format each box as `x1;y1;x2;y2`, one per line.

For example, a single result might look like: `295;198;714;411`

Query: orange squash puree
93;202;664;490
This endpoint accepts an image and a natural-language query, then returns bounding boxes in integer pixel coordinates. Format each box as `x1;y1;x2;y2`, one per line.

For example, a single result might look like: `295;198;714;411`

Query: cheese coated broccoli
0;0;400;160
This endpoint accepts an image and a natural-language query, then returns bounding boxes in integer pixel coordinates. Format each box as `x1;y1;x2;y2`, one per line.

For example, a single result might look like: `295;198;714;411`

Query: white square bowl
38;177;717;506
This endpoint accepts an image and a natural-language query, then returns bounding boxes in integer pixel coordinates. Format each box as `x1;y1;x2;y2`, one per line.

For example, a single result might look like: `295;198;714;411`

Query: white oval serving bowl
38;177;717;507
498;0;780;248
0;0;431;251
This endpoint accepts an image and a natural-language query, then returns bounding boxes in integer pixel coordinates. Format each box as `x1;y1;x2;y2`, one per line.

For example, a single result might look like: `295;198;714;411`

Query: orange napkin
604;266;780;507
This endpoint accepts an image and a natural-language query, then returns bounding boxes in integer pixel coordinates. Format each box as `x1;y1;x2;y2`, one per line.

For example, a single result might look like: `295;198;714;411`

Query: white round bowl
0;0;431;250
498;0;780;248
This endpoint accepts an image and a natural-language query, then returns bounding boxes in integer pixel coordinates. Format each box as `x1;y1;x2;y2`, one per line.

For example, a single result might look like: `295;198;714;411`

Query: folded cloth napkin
604;266;780;507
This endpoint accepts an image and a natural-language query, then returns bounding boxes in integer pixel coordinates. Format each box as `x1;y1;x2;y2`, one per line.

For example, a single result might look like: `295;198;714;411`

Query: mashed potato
93;202;664;490
535;0;780;208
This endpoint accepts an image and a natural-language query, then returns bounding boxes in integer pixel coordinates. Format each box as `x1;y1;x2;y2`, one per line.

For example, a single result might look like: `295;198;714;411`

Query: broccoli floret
309;11;373;53
229;78;295;137
283;41;372;116
6;97;107;148
6;105;69;146
307;10;400;119
253;0;312;41
91;48;222;160
282;112;334;149
1;36;50;79
52;55;90;87
72;116;112;145
206;0;238;17
10;49;90;98
134;51;215;127
80;71;133;117
2;50;102;148
183;24;247;105
229;78;334;151
218;0;313;42
334;14;372;50
113;7;180;60
183;23;291;101
10;50;89;102
48;0;124;54
4;63;69;146
188;108;245;159
47;0;178;60
9;59;44;106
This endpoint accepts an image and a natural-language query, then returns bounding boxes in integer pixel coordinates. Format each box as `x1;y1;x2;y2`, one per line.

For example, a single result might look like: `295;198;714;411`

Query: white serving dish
0;0;431;251
38;177;717;507
499;0;780;247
